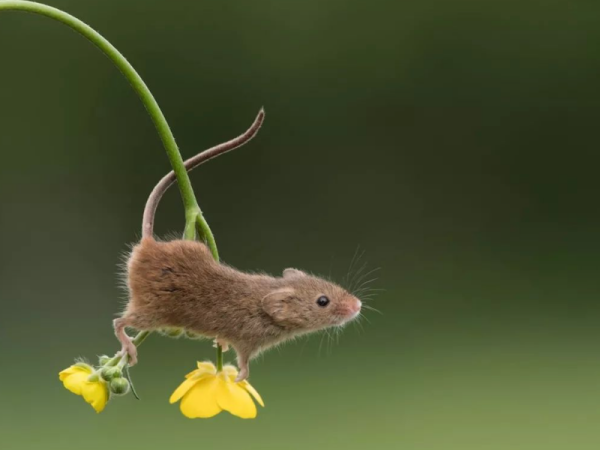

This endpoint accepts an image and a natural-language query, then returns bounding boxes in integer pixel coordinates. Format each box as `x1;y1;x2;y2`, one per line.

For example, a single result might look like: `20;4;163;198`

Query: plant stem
196;214;219;261
216;345;224;372
133;330;151;347
0;0;224;365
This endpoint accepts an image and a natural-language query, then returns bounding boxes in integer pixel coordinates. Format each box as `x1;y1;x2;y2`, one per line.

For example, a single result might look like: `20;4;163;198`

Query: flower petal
222;365;238;379
185;362;216;379
215;375;257;419
197;361;217;373
170;373;211;404
219;365;264;408
239;380;265;407
81;381;109;413
59;364;91;382
61;371;90;396
179;377;222;419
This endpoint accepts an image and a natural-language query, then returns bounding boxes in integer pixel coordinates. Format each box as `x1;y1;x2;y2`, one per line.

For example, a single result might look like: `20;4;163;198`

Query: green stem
1;0;224;366
184;212;198;241
216;345;224;372
133;330;151;347
196;214;219;261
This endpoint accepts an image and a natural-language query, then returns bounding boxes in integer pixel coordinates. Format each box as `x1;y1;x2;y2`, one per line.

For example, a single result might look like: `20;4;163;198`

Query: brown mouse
114;110;362;381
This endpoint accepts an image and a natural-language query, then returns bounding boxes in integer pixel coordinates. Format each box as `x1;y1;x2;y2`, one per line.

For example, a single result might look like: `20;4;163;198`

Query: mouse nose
337;296;362;320
344;298;361;317
351;299;362;315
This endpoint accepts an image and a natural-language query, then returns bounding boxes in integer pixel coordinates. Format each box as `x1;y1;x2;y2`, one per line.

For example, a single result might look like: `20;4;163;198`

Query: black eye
316;296;330;307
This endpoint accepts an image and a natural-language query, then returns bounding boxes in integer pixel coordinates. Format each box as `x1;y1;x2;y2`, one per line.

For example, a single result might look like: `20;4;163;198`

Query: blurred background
1;0;599;448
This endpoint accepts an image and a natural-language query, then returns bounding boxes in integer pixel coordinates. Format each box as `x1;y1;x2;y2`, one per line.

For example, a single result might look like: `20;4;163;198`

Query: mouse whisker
354;277;379;294
357;288;380;298
318;330;327;357
361;304;382;315
352;318;365;334
326;328;335;356
353;281;380;301
354;286;378;298
342;246;359;288
352;266;381;289
358;312;372;325
348;259;370;293
347;246;364;278
336;327;343;345
299;333;312;356
350;266;380;295
345;248;370;292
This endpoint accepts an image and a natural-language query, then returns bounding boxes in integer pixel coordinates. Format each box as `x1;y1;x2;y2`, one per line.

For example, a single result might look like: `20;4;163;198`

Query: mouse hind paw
118;341;138;366
113;317;138;366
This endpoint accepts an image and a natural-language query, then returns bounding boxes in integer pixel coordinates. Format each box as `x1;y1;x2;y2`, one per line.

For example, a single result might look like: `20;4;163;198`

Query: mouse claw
213;338;229;352
113;317;138;366
235;368;249;383
119;343;138;366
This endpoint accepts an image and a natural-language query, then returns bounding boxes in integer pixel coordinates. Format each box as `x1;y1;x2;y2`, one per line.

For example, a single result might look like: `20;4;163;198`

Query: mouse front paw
235;367;249;382
213;338;229;352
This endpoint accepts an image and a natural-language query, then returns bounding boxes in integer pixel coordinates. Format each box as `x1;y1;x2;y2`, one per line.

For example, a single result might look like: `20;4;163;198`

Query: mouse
114;110;363;381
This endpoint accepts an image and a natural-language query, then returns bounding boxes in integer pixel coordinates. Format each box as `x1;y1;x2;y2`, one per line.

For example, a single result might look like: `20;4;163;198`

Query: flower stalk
0;1;226;371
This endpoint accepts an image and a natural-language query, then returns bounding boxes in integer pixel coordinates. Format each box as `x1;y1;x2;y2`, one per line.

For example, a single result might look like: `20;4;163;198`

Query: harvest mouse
114;110;363;381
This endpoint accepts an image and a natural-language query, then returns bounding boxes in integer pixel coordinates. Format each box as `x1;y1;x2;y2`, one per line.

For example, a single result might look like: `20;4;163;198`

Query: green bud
109;377;130;395
98;355;111;366
100;366;122;381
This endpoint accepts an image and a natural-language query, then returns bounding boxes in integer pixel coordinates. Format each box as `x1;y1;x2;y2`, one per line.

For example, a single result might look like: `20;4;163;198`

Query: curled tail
142;109;265;238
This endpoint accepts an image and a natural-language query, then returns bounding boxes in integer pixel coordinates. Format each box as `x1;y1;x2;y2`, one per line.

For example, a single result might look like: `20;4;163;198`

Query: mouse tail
142;109;265;238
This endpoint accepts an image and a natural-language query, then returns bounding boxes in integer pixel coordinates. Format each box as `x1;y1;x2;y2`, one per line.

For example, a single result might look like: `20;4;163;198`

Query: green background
1;1;599;449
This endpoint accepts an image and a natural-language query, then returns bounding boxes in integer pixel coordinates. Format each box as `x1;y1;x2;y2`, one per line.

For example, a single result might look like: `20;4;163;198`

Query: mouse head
262;268;362;331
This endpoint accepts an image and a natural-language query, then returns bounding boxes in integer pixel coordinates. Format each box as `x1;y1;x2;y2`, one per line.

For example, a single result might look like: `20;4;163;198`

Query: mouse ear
283;268;307;278
262;288;296;323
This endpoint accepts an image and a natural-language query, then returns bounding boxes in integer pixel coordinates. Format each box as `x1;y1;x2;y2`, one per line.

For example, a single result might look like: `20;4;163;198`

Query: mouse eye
316;296;330;307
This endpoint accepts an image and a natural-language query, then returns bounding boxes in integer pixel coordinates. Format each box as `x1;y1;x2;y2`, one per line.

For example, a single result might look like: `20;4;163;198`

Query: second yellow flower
170;362;264;419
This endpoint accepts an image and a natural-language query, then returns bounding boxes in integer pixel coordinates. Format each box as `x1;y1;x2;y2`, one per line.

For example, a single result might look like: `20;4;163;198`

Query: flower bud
109;377;130;395
100;366;122;381
98;355;111;366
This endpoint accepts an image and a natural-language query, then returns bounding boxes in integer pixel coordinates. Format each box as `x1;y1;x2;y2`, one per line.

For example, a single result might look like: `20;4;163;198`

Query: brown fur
117;238;361;380
113;111;361;381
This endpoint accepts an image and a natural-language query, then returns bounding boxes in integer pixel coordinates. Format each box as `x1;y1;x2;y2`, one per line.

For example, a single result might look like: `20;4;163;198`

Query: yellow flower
170;362;264;419
59;363;109;413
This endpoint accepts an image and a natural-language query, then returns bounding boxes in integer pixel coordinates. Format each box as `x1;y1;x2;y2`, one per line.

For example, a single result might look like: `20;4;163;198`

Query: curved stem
0;1;202;228
1;0;224;365
184;213;198;241
197;213;219;261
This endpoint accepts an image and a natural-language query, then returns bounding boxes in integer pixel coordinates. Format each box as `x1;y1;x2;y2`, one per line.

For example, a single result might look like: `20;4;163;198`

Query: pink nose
337;298;362;319
345;299;361;317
